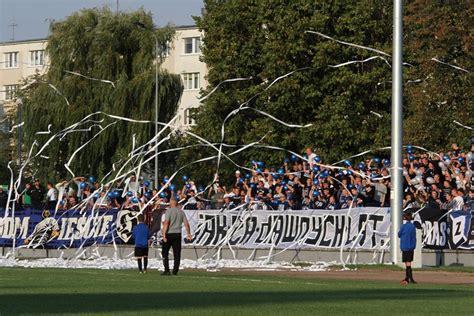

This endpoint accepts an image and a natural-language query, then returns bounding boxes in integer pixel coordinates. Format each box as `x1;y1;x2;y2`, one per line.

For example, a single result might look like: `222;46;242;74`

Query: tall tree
404;0;473;149
186;0;394;184
19;8;183;181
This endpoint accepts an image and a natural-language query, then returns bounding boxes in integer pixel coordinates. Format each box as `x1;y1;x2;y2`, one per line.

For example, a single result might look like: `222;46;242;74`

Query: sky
0;0;204;42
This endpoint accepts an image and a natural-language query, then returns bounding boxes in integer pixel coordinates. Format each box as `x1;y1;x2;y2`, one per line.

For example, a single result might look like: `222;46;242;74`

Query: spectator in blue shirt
132;214;149;274
398;212;417;284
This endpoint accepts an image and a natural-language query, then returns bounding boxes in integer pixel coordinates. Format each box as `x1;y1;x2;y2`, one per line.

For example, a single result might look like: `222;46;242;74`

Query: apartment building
0;39;48;119
163;25;207;128
0;25;207;129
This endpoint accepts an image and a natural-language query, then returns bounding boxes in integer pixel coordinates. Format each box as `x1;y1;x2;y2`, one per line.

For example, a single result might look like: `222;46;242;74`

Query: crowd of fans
1;141;473;213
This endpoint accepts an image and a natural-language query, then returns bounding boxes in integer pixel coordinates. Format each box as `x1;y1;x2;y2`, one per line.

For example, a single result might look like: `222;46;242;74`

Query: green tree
19;8;183;182
404;0;473;149
185;0;394;185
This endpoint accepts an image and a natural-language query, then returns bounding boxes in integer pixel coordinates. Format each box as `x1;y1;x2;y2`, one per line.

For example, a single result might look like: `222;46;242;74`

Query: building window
184;108;197;126
4;85;19;100
182;73;200;90
184;37;201;54
4;52;19;68
30;50;45;66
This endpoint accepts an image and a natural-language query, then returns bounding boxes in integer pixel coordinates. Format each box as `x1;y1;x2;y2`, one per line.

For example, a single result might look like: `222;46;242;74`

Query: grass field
0;267;473;315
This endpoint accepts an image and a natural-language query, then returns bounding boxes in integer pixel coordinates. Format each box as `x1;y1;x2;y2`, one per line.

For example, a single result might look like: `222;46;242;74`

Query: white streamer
242;107;313;128
48;83;70;106
453;120;473;130
305;30;391;57
64;122;117;177
370;111;383;118
329;56;391;68
431;58;470;73
9;122;24;133
36;124;52;135
199;77;253;102
63;70;116;87
305;30;416;67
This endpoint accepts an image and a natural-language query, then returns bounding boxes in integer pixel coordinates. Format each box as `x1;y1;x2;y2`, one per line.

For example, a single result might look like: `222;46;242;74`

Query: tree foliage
184;0;394;184
178;0;472;186
19;8;183;181
404;0;473;148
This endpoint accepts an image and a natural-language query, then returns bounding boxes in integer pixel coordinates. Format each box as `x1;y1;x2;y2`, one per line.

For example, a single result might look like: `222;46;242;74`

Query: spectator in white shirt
124;175;140;196
46;182;58;210
55;180;69;206
306;147;317;168
73;176;86;201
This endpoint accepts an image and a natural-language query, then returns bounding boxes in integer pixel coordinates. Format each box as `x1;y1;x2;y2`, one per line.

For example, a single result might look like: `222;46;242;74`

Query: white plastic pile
0;256;332;272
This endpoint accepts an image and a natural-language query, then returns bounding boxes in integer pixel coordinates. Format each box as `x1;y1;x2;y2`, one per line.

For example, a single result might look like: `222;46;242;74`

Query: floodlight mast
390;0;403;265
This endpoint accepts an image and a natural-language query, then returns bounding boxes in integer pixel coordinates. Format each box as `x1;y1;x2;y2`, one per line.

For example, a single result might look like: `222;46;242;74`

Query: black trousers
48;201;57;210
162;233;182;273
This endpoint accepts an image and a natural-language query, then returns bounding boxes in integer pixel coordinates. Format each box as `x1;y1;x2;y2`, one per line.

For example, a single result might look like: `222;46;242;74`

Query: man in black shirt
363;184;376;206
256;181;268;196
231;187;241;206
27;179;45;210
183;190;198;210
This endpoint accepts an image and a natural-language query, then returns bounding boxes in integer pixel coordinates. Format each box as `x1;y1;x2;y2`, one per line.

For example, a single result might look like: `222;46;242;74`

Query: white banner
184;207;391;250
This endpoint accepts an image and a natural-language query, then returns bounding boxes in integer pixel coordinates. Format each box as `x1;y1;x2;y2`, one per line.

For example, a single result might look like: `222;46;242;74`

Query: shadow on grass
0;288;471;314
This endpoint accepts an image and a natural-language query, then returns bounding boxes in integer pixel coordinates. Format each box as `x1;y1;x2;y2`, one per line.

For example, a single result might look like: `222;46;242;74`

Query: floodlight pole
11;202;16;259
154;35;159;189
390;0;403;265
17;98;22;170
